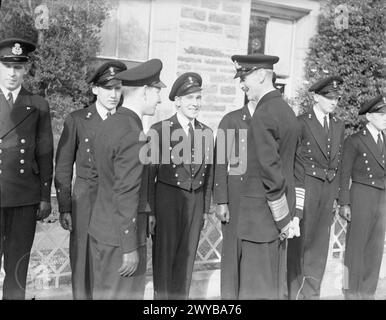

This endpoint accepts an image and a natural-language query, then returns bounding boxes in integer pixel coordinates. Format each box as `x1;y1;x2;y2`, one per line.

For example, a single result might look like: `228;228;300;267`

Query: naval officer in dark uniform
339;95;386;300
213;102;250;299
149;72;214;300
88;59;165;299
287;76;345;300
0;38;53;299
54;60;127;299
213;72;280;300
232;54;303;299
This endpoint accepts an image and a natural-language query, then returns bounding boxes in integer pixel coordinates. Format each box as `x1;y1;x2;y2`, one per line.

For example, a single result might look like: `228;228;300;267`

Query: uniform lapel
0;87;36;139
304;109;328;159
170;114;191;173
358;128;384;168
329;115;342;159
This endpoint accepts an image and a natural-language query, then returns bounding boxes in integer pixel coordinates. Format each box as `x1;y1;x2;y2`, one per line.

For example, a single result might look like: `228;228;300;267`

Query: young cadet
232;54;303;299
287;76;345;300
0;38;53;299
88;59;165;299
149;72;213;300
339;94;386;300
55;60;127;299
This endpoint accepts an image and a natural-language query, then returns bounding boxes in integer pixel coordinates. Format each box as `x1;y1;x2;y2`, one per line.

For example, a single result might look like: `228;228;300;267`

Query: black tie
188;122;195;168
106;111;111;119
323;115;329;136
7;92;13;110
377;133;384;154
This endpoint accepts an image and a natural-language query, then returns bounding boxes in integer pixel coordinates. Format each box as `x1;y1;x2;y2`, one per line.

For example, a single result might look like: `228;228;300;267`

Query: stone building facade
98;0;321;130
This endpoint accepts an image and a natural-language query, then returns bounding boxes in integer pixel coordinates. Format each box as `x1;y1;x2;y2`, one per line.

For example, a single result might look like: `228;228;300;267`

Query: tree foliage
293;0;385;135
0;0;110;142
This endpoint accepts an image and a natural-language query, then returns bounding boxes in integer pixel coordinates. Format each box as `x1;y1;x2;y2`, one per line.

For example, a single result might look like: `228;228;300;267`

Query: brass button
21;139;26;144
85;138;89;142
175;173;178;177
20;169;24;174
20;149;25;153
20;159;24;164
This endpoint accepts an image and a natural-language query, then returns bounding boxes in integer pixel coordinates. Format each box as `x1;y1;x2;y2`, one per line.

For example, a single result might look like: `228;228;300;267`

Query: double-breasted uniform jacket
296;109;345;201
54;103;103;299
0;87;53;207
213;105;250;204
88;107;146;253
238;90;302;243
55;103;102;214
148;113;213;214
338;127;386;298
339;128;386;203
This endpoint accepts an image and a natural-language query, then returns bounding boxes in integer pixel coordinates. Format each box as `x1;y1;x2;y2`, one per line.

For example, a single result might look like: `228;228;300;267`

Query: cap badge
242;114;246;121
12;43;23;56
109;67;116;76
383;97;386;104
333;80;338;88
187;76;194;84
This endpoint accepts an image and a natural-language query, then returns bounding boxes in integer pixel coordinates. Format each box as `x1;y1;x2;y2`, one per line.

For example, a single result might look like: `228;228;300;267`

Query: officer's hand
279;222;294;241
118;250;139;277
36;201;52;221
339;205;351;222
202;213;210;230
215;204;230;223
291;217;300;237
148;215;156;236
59;212;73;232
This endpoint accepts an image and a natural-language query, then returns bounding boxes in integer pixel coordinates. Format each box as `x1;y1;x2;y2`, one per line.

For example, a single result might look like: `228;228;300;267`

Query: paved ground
22;269;386;300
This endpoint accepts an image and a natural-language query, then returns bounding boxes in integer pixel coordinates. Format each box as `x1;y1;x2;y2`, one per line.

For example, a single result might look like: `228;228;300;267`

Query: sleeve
138;164;152;214
54;114;77;213
338;136;356;206
37;99;54;203
252;110;291;230
294;120;306;220
113;131;144;253
213;115;232;204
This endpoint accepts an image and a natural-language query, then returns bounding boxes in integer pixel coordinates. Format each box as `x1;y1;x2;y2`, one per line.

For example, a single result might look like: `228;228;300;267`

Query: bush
293;0;385;136
0;0;110;143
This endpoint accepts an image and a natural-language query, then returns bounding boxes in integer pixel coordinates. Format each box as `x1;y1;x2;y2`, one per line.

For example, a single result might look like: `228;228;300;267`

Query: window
248;16;268;55
98;0;152;62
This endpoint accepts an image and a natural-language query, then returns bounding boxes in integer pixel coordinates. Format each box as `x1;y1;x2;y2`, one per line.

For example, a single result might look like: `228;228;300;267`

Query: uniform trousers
152;182;204;300
89;235;146;300
287;177;335;300
0;204;38;300
69;177;93;300
239;238;287;300
220;175;242;299
344;182;386;299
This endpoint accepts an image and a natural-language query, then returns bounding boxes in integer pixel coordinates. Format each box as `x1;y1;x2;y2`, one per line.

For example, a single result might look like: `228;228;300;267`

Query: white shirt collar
313;105;330;127
366;123;383;143
96;100;116;120
0;85;22;103
247;101;257;117
176;112;195;135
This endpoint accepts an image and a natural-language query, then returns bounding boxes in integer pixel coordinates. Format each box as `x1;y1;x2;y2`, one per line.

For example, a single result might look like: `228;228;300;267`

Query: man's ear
313;93;319;103
365;113;371;123
91;85;99;95
175;96;181;109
